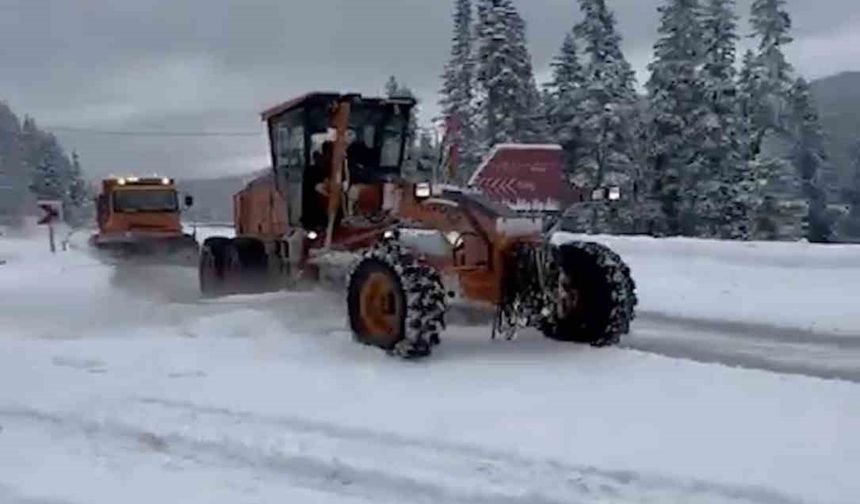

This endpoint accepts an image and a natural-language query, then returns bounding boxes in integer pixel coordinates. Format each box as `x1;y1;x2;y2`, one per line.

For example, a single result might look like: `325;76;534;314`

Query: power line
43;125;263;138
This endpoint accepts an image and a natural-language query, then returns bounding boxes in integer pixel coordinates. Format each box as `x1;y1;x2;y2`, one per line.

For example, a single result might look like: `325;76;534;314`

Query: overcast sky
1;0;858;180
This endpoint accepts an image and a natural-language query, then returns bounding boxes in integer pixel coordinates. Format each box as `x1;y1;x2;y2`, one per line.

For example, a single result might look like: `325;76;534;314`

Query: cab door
270;108;307;229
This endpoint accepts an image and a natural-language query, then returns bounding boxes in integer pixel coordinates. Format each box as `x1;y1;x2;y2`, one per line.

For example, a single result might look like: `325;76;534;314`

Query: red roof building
468;144;584;212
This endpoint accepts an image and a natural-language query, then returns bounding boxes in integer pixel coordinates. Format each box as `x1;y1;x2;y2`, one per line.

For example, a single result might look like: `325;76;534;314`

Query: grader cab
200;93;637;358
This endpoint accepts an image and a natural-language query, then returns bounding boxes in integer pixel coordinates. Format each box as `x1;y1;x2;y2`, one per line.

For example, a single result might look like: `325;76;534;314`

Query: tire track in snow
0;485;80;504
0;400;806;504
636;311;860;349
629;315;860;383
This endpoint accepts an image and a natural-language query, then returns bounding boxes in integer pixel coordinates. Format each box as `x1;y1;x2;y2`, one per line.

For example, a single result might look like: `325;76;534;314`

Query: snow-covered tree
440;0;480;183
25;119;66;202
21;116;89;225
385;76;398;98
545;32;585;179
474;0;538;150
646;0;708;236
65;151;92;226
747;0;794;156
839;139;860;241
695;0;754;239
0;102;28;222
788;77;832;242
572;0;640;233
737;49;761;159
743;0;806;240
547;33;585;104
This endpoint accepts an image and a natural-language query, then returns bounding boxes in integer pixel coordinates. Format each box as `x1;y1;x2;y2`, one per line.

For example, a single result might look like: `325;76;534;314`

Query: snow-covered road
1;228;858;503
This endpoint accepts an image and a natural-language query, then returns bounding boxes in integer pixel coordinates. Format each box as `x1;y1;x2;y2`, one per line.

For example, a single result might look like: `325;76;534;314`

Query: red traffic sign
37;200;62;225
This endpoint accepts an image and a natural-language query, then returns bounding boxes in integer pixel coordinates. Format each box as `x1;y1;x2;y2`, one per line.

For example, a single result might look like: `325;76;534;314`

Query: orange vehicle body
202;92;637;358
233;173;288;239
223;93;543;306
91;177;198;262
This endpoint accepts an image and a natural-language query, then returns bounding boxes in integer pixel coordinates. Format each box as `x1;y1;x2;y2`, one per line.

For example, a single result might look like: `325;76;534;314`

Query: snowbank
1;231;859;503
554;233;860;336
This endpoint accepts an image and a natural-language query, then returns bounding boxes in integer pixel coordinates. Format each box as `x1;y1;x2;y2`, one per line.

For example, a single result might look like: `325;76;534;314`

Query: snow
554;232;860;336
1;228;859;503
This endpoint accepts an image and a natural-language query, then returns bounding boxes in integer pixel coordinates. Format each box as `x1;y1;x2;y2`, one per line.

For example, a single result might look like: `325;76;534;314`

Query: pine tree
545;32;585;181
840;140;860;241
440;0;480;183
24;118;66;202
789;77;832;242
66;151;91;226
737;49;760;159
474;0;538;150
749;0;794;150
22;116;89;225
384;76;400;98
696;0;753;239
0;102;27;222
745;0;806;240
646;0;708;236
573;0;640;233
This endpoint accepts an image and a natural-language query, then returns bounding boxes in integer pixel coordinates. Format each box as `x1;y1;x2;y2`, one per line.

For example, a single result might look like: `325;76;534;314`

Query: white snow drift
0;229;858;504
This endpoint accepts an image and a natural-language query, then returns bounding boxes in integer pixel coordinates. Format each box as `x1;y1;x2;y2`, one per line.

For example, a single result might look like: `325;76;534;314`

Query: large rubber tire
347;241;447;359
541;241;637;347
231;237;271;294
199;237;233;298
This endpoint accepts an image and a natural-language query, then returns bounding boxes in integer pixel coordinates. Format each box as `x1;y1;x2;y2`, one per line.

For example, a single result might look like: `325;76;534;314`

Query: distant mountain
178;170;266;225
811;72;860;193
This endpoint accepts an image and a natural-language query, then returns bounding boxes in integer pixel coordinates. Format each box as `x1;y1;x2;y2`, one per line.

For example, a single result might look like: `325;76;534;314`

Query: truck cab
92;177;197;262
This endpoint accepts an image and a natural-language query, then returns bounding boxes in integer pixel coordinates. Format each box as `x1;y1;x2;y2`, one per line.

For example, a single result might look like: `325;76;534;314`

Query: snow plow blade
90;233;199;267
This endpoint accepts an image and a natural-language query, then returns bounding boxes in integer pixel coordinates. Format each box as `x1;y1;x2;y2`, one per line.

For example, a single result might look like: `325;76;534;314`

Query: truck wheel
232;237;270;293
199;237;233;297
347;240;447;359
541;241;637;347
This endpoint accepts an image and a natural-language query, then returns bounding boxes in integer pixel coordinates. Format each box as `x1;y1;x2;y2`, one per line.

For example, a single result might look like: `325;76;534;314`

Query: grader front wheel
541;241;637;346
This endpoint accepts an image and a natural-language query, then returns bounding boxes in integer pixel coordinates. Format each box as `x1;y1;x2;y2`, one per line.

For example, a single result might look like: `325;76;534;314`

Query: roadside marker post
37;200;63;253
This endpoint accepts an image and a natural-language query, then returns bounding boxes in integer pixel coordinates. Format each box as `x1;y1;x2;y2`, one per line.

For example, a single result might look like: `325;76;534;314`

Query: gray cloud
0;0;856;179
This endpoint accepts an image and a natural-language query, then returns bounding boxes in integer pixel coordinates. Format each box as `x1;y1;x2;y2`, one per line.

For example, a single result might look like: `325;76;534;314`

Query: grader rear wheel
347;240;447;359
349;261;406;350
199;237;233;298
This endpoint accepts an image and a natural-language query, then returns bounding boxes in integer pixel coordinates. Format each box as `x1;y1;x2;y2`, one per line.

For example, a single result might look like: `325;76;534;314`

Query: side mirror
184;195;194;208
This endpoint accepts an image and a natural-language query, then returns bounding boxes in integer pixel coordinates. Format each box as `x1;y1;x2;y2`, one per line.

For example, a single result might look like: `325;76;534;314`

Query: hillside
811;71;860;191
178;170;266;224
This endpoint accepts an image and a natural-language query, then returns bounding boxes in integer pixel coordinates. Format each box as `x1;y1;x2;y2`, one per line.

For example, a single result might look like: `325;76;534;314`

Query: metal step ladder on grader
199;92;637;358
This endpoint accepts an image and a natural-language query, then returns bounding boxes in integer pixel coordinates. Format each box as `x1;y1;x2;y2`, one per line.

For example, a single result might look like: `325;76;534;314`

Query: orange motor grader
200;92;637;358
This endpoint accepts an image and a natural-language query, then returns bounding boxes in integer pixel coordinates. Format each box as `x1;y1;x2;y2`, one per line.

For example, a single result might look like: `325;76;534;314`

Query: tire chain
347;234;448;359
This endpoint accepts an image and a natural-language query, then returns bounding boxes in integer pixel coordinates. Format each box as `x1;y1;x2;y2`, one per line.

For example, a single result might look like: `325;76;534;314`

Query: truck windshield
113;190;178;213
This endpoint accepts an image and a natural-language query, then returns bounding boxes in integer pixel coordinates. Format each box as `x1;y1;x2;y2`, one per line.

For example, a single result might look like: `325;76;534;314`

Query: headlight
127;176;140;183
415;182;431;199
608;187;622;201
307;231;319;240
161;177;171;185
117;178;127;186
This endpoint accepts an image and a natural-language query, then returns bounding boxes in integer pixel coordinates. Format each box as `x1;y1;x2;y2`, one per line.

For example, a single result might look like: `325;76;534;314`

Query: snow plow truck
200;92;637;358
91;177;198;265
